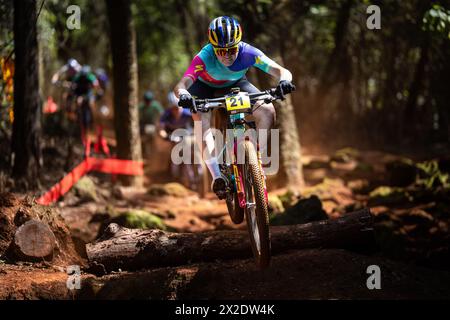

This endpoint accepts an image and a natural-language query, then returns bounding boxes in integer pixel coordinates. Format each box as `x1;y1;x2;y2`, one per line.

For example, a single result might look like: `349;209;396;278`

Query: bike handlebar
193;88;284;113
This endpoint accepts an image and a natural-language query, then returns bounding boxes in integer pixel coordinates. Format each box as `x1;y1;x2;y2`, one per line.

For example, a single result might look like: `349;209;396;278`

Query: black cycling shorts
187;78;260;99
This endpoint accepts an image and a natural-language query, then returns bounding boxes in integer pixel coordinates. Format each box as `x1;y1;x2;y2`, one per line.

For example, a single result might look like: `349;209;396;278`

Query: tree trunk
276;44;305;191
275;94;305;191
87;208;373;273
106;0;142;186
11;0;42;189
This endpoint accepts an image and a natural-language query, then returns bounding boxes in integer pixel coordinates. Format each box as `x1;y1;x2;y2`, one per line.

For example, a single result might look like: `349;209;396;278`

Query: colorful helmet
67;58;81;72
208;16;242;48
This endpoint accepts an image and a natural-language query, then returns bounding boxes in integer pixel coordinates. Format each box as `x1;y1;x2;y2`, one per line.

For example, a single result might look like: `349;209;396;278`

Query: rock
330;147;360;163
304;160;331;170
148;183;193;197
347;179;370;194
354;162;374;173
399;208;434;225
112;186;146;200
330;160;358;171
385;158;416;187
271;195;328;226
277;190;298;210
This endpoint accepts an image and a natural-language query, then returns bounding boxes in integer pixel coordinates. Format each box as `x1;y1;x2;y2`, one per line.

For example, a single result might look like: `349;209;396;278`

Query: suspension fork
231;138;246;209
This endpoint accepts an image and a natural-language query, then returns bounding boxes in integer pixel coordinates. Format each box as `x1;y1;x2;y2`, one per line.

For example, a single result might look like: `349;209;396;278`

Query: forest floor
1;137;450;299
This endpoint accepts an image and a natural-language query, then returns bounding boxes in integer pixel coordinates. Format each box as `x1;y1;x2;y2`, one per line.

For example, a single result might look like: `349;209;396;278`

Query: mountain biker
159;92;202;187
71;65;99;131
51;58;82;84
94;68;109;100
51;58;82;112
138;91;164;157
174;16;295;199
159;92;193;138
138;91;164;135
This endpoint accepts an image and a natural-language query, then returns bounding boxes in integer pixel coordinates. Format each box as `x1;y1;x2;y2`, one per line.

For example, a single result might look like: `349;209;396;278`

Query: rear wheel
243;140;271;268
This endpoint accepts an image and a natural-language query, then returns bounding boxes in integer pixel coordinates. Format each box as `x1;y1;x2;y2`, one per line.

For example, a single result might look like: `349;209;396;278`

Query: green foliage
423;4;450;39
416;160;450;190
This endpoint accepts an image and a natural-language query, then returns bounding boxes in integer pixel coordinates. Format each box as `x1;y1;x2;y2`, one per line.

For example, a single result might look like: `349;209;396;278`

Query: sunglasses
213;45;239;57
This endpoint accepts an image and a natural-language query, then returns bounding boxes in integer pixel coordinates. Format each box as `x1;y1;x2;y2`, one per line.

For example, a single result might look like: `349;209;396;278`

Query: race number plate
225;93;251;112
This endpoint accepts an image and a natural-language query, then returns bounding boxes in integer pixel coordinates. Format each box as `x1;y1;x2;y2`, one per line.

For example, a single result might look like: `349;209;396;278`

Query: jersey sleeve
246;45;276;74
159;109;171;125
182;55;206;82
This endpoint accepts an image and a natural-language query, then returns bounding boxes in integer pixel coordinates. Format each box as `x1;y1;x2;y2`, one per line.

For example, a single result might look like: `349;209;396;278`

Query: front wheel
243;140;271;268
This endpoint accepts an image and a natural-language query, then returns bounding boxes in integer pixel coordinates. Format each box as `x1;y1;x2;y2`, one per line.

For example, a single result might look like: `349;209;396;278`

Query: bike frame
195;89;277;208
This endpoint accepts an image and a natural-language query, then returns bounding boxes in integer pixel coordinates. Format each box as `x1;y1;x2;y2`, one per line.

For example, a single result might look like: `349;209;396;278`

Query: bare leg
251;102;275;153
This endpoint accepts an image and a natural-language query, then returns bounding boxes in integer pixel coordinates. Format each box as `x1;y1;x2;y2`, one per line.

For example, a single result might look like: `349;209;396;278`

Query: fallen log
11;219;57;261
86;208;373;273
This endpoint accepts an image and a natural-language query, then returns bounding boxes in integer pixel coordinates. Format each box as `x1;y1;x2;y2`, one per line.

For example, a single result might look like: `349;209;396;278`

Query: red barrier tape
86;157;144;175
36;157;143;205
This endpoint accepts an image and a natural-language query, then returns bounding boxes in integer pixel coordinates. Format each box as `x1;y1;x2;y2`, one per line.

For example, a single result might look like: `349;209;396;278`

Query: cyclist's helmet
144;91;154;101
208;16;242;48
67;58;81;72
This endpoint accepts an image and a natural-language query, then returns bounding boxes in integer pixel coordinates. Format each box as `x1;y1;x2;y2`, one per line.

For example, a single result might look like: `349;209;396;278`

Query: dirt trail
1;147;450;300
2;249;450;299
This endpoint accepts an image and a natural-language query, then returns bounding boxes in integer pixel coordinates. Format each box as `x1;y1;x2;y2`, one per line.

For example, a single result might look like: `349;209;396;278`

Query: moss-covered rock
330;147;360;163
277;189;297;210
122;209;167;230
268;195;284;216
147;183;193;197
368;186;412;206
105;209;167;231
73;176;98;202
270;195;328;226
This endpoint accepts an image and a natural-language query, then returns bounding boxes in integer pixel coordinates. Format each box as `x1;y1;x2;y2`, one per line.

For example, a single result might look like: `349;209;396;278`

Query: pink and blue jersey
183;42;275;88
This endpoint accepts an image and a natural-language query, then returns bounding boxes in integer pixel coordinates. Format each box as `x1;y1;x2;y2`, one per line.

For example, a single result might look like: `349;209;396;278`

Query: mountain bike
193;87;288;268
